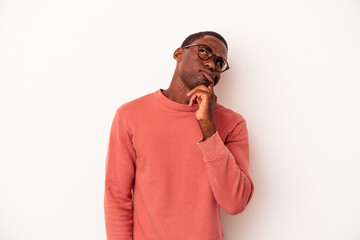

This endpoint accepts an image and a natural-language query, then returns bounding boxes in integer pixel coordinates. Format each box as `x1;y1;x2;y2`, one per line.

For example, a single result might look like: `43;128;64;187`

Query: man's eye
199;49;208;54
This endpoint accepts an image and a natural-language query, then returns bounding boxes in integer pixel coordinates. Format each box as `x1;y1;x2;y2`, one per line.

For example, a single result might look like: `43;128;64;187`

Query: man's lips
201;71;214;83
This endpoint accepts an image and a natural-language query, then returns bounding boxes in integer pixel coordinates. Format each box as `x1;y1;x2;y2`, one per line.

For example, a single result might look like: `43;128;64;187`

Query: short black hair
180;31;228;50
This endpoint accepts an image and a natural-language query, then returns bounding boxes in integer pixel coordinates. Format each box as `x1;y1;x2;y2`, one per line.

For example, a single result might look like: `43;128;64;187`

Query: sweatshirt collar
154;88;199;112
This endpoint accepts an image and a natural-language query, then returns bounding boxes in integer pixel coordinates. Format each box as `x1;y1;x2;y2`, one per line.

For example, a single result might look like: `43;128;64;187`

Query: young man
104;31;254;240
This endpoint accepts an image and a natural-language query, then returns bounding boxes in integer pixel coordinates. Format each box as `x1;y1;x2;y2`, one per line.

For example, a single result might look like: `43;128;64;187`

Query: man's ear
173;47;183;61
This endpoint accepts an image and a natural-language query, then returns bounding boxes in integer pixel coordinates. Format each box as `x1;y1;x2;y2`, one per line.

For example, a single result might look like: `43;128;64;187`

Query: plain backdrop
0;0;359;239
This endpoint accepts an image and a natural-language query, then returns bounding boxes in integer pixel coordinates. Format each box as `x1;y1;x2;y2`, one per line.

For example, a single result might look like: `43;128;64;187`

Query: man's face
176;35;228;89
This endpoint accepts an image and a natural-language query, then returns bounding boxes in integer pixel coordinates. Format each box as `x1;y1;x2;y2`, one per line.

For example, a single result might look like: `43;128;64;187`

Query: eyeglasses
181;43;230;73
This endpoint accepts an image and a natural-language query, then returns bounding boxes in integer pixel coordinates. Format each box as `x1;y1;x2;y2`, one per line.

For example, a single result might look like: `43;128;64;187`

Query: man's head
180;31;228;51
173;31;228;89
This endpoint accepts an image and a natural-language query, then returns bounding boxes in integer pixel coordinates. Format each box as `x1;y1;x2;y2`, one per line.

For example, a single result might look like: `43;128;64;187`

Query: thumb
208;81;214;92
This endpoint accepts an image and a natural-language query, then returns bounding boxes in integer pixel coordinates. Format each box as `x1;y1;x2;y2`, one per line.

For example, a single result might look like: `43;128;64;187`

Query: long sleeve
104;108;136;240
197;120;254;215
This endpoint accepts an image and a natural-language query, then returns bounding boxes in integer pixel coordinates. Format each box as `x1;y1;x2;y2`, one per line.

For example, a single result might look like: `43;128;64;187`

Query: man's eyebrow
198;43;227;59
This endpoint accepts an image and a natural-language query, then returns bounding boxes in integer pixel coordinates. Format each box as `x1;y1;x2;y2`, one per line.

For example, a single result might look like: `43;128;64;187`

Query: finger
187;85;211;97
187;89;205;99
208;81;214;92
188;93;198;106
188;92;201;106
186;87;199;97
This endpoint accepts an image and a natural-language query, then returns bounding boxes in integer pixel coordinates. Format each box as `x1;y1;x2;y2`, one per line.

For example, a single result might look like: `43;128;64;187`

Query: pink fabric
104;89;254;240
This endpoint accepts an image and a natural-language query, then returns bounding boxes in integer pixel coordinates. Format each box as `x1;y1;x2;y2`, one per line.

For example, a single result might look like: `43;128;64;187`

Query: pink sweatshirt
104;88;254;240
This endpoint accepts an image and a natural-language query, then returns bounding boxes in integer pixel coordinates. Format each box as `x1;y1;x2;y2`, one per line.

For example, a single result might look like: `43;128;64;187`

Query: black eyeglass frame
181;43;230;73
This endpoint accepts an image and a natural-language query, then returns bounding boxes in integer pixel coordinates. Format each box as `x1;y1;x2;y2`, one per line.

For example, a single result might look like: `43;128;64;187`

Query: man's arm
197;120;254;215
104;108;135;240
187;82;254;214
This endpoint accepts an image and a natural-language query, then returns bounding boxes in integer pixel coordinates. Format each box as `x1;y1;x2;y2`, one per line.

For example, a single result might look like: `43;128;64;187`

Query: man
104;31;254;240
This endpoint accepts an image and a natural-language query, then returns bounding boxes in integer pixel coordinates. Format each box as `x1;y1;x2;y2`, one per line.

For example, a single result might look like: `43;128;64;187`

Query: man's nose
204;58;216;71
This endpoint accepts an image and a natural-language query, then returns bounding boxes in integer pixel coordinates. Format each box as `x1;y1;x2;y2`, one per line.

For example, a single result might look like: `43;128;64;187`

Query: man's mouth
201;71;213;83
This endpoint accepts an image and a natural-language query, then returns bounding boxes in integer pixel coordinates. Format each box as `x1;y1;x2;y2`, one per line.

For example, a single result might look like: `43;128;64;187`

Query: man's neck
161;76;191;105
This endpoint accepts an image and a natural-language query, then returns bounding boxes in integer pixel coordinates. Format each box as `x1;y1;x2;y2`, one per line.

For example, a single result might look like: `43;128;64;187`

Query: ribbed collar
153;88;199;112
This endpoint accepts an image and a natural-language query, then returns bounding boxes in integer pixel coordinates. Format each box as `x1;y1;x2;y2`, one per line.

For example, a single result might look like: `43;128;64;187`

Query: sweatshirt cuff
197;131;227;162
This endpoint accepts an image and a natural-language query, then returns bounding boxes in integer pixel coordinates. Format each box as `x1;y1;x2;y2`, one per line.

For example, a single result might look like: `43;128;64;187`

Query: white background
1;0;359;239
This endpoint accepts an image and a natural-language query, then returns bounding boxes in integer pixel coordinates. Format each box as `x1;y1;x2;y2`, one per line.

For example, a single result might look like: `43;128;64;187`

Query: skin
161;35;228;141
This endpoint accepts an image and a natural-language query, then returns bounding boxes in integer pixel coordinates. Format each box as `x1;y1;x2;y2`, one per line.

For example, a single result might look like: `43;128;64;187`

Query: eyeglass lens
198;45;227;72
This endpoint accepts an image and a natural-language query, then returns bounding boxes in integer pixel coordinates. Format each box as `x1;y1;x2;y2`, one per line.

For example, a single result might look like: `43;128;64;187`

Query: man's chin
194;81;210;87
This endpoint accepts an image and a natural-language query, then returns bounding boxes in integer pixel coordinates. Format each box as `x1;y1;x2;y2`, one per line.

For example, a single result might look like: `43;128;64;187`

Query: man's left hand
186;81;217;141
187;81;217;121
